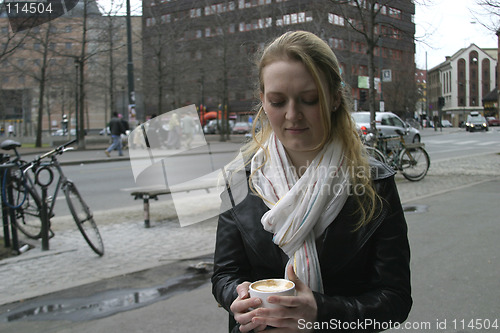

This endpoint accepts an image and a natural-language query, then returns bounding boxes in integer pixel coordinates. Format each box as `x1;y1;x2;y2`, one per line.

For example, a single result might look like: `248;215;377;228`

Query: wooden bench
130;180;218;228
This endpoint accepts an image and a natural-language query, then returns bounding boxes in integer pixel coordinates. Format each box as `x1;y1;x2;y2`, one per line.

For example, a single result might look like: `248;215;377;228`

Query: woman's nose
285;101;303;121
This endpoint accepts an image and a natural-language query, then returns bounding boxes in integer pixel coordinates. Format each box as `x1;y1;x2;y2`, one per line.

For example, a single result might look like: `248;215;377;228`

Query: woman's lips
285;127;308;134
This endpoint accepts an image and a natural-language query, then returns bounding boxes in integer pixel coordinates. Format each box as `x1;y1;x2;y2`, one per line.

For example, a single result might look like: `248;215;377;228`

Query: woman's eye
302;98;318;105
269;101;285;107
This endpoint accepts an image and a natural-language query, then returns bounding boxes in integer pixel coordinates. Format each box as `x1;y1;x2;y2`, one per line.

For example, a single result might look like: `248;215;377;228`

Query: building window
190;8;201;18
328;13;344;26
276;12;311;26
161;14;171;23
65;42;72;49
329;37;345;50
387;7;401;19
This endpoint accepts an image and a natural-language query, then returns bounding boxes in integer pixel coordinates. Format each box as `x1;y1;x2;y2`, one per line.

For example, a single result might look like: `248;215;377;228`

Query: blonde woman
212;31;411;332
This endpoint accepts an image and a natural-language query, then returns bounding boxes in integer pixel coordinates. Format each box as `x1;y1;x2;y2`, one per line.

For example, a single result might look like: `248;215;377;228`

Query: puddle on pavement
0;270;211;322
403;204;428;214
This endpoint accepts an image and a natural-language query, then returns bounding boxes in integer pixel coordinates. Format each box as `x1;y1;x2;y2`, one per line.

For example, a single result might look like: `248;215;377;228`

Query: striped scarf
250;133;349;293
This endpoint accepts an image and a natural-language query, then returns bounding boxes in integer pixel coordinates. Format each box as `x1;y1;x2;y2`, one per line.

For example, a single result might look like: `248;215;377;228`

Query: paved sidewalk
0;128;499;332
0;153;498;333
1;147;499;305
15;135;245;166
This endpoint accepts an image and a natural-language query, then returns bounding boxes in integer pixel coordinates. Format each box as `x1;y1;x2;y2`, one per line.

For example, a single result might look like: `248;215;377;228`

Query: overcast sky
97;0;498;71
415;0;498;70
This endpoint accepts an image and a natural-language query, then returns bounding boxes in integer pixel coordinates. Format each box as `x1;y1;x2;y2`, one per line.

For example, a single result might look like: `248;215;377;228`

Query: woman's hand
230;282;267;332
250;265;318;332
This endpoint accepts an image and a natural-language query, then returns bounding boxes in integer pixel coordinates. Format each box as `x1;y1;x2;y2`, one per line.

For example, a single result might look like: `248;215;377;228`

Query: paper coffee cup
249;278;295;308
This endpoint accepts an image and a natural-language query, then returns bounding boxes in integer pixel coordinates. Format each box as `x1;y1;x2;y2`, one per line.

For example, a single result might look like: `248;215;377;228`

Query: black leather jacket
211;160;412;332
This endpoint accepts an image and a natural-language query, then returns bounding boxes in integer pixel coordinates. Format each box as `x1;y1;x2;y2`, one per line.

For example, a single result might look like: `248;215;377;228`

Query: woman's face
260;59;327;162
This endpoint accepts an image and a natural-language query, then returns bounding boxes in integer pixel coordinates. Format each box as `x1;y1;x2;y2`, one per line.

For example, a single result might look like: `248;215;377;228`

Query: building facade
415;68;427;118
142;0;416;121
427;43;498;127
0;0;143;137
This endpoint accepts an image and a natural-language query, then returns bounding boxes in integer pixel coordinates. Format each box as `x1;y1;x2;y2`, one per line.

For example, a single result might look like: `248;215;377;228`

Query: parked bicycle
363;129;430;181
0;139;104;256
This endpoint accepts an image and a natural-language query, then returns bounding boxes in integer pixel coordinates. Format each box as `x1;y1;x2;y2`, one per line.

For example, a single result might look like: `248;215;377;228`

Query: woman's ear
332;90;342;112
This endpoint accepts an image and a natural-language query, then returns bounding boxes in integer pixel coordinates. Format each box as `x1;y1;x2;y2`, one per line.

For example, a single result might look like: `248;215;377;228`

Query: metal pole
74;60;79;142
126;0;135;119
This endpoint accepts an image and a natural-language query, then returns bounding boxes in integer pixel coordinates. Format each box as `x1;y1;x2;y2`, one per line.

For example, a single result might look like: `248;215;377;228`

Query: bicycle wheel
365;147;386;164
399;147;430;181
63;181;104;256
4;167;44;239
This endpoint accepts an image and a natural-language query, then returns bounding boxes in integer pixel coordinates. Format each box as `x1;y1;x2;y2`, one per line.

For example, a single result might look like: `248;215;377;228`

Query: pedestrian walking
118;113;130;150
166;113;181;149
181;114;196;149
7;124;14;137
212;31;412;332
105;112;126;157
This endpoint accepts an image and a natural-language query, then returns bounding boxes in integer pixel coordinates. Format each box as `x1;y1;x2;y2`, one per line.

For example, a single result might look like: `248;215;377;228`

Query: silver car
351;111;421;143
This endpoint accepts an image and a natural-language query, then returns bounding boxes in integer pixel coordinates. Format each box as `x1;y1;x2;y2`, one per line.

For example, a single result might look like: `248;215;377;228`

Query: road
51;128;500;218
423;127;500;162
0;130;498;332
55;151;240;216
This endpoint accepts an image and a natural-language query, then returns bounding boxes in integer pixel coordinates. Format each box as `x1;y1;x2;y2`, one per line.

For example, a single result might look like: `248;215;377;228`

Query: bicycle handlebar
37;139;77;161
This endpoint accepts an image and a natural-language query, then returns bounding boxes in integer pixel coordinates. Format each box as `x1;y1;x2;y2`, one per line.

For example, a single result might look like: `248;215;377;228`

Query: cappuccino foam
251;279;293;292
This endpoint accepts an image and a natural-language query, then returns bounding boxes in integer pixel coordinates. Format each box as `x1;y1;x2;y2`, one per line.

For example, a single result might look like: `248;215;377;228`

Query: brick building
142;0;416;121
0;0;142;137
427;43;497;127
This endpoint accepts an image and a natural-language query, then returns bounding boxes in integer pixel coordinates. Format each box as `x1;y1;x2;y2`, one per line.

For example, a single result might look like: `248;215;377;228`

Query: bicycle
0;139;104;256
363;129;430;181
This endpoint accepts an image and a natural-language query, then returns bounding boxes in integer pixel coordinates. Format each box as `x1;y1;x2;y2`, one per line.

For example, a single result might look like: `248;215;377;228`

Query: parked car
203;119;234;134
99;127;110;135
440;120;452;127
351;111;421;143
465;112;488;132
232;122;251;134
486;117;500;127
52;129;76;136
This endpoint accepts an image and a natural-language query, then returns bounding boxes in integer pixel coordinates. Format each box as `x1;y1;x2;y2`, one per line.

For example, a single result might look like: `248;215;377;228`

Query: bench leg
143;195;150;228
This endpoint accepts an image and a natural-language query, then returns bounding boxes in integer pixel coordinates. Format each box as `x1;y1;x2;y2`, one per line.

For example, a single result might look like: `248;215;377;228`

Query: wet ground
0;255;213;324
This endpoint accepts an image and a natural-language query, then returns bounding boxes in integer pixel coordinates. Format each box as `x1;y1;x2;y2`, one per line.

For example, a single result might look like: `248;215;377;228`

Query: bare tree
0;21;31;61
329;0;416;131
142;2;192;116
472;0;500;32
93;0;127;126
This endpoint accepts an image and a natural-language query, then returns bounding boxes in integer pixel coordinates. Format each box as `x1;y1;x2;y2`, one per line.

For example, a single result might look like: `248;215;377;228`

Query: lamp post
122;86;126;116
74;59;79;141
126;0;135;119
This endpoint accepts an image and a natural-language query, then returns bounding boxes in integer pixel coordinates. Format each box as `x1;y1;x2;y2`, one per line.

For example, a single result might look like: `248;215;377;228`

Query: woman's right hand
230;282;267;332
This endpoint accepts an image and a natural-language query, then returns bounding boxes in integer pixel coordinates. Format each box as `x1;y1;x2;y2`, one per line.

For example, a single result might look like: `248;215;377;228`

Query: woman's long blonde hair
241;30;381;229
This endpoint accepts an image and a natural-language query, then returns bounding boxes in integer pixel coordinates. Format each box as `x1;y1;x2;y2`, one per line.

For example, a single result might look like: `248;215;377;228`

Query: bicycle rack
0;163;20;254
35;166;54;251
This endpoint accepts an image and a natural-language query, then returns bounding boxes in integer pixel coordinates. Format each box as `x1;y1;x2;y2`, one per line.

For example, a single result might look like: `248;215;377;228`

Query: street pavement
0;129;499;332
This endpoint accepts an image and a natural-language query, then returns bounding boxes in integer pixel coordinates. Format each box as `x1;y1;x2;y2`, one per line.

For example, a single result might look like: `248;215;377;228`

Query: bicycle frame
362;130;430;181
27;156;70;218
2;139;104;255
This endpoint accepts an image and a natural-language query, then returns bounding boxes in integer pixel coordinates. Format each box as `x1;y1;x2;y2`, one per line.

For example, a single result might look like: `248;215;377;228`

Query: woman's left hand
251;265;318;332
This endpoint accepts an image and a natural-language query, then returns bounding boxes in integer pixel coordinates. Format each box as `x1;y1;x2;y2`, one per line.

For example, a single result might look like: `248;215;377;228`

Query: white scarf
250;133;349;293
